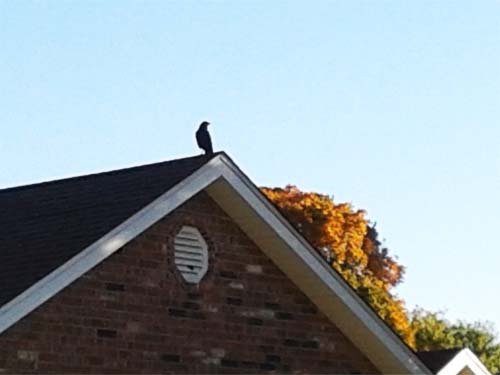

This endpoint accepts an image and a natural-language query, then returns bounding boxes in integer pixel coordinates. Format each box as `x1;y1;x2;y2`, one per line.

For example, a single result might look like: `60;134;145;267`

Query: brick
161;354;180;363
245;264;263;274
184;311;205;320
260;362;277;370
219;270;238;279
105;283;125;292
265;354;281;363
258;345;275;352
302;340;320;349
210;348;226;358
17;350;38;362
220;359;239;368
301;306;318;314
275;312;293;320
286;339;303;348
126;321;142;333
246;318;264;326
228;282;245;290
240;361;259;369
168;308;187;318
226;297;242;306
187;292;201;300
0;192;379;374
264;302;280;310
189;350;206;358
182;302;201;310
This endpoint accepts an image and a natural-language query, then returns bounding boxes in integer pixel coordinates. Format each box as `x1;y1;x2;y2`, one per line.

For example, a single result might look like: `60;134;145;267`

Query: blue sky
1;2;499;334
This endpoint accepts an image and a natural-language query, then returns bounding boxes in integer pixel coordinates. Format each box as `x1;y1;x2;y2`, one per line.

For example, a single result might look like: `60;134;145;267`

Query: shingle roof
0;154;218;307
417;348;462;373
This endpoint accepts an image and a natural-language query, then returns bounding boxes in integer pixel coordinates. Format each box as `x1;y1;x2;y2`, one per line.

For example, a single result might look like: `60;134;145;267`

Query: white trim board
438;349;492;375
0;154;431;374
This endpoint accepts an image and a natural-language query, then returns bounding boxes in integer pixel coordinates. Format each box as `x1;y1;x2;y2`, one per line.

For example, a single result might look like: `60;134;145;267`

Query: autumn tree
262;184;500;372
261;185;414;345
411;309;500;374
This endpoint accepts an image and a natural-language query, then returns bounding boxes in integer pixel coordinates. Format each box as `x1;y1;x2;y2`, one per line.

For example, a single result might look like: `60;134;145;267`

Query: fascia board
438;349;492;375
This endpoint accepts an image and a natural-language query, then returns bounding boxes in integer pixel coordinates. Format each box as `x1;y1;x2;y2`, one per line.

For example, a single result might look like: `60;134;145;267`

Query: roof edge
0;153;223;194
438;348;492;375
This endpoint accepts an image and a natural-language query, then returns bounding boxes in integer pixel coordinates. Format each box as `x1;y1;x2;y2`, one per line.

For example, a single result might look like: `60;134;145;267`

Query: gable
438;349;492;375
0;153;431;374
0;192;379;374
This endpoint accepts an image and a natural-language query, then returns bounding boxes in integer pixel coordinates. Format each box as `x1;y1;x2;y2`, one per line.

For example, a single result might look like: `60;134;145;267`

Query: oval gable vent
174;226;208;283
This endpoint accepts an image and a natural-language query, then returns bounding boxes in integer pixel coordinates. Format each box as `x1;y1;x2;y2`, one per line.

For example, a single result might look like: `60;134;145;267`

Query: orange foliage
261;185;414;346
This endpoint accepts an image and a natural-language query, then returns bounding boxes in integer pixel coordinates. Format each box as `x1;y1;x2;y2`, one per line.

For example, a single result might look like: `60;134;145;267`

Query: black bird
196;121;213;155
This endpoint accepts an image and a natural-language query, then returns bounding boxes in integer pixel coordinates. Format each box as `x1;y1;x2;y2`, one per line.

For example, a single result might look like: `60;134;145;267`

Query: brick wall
0;192;379;374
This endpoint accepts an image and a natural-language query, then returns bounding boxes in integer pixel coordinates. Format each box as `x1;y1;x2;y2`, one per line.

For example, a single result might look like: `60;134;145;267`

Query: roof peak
0;152;226;194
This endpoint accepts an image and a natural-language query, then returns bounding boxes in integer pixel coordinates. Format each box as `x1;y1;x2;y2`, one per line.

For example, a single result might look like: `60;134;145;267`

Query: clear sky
1;2;499;334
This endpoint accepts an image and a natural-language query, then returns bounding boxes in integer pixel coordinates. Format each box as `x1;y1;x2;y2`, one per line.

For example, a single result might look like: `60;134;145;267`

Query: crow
196;121;213;155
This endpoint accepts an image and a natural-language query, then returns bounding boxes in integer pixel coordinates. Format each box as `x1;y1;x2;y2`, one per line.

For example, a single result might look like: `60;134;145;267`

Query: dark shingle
416;348;462;373
0;154;218;306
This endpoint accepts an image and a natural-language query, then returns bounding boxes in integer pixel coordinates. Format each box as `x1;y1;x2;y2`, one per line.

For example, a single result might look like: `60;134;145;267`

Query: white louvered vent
174;226;208;284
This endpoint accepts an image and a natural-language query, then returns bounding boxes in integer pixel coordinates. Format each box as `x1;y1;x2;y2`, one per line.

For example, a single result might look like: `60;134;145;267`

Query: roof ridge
0;152;224;194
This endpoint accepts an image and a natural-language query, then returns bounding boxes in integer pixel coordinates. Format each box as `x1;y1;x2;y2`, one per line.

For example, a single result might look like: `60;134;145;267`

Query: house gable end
0;153;431;374
0;191;379;374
